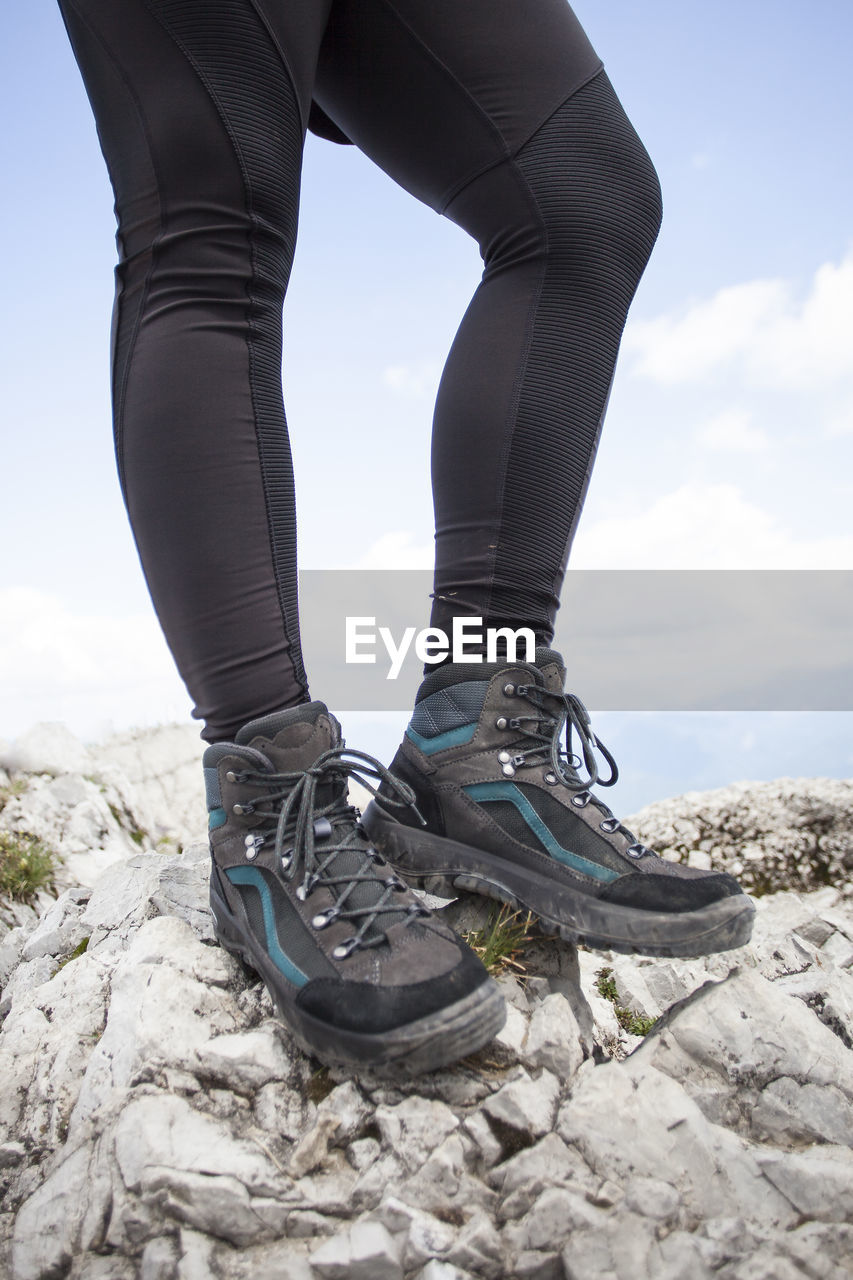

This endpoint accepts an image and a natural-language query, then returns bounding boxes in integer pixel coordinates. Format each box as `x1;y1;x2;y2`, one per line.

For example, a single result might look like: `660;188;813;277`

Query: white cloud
826;397;853;437
696;408;769;452
0;588;192;741
571;483;853;569
350;531;433;569
626;249;853;390
382;359;442;399
337;489;853;572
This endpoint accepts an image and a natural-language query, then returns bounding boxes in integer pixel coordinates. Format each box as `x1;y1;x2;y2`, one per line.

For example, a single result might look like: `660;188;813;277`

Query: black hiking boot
204;701;505;1073
362;649;755;958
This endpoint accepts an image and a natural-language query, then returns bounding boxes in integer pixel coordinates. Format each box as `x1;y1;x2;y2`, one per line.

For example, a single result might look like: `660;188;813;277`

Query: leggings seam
484;158;550;630
140;0;309;701
438;63;606;216
245;0;307;139
62;0;166;507
377;0;511;207
511;62;605;157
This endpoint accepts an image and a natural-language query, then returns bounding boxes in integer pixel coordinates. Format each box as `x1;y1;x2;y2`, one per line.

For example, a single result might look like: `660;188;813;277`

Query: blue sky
2;2;852;810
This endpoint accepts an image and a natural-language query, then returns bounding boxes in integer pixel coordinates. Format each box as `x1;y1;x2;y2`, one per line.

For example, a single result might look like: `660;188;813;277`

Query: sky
2;1;852;812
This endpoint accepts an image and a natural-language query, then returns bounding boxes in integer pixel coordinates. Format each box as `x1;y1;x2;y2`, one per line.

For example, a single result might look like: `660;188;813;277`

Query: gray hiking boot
204;701;505;1072
362;649;755;958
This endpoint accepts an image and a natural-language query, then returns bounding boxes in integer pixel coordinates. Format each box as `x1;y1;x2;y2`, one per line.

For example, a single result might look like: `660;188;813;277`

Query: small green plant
619;1010;658;1038
57;936;90;971
462;903;535;977
595;966;657;1039
0;778;28;813
595;967;619;1003
106;801;148;847
0;831;56;902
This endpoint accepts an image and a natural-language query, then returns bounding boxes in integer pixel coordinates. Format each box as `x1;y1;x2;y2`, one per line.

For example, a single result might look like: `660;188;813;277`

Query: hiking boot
204;701;505;1073
362;649;755;957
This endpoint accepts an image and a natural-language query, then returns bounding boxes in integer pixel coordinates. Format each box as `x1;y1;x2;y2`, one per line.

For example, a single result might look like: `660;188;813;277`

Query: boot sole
209;873;505;1074
362;804;755;959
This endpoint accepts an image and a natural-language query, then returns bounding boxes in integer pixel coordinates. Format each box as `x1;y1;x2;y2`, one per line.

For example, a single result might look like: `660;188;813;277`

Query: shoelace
500;682;654;857
231;746;429;958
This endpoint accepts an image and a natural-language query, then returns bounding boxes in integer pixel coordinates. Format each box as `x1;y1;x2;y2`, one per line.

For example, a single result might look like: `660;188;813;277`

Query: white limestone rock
317;1080;372;1146
757;1145;853;1222
489;1132;594;1222
557;1060;796;1227
2;723;92;778
625;776;853;896
493;1000;529;1059
86;722;207;846
482;1069;560;1139
0;951;108;1149
777;963;853;1050
0;953;59;1019
631;966;853;1143
288;1113;342;1179
348;1219;404;1280
561;1214;658;1280
445;1209;503;1279
69;922;242;1136
5;740;853;1279
113;1093;290;1246
521;992;585;1078
11;1143;112;1280
412;1265;474;1280
374;1096;459;1174
370;1195;455;1265
19;885;90;962
311;1219;402;1280
196;1026;293;1095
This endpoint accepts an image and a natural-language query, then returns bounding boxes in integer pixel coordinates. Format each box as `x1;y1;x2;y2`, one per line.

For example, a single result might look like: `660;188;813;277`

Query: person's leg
315;0;753;955
313;0;662;649
57;0;506;1069
56;0;333;743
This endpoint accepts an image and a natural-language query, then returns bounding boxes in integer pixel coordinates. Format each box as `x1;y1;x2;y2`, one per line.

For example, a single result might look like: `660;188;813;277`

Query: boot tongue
236;700;343;774
238;702;404;945
534;646;567;694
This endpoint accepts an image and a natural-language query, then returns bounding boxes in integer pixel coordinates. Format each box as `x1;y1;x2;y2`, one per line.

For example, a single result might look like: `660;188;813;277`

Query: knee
515;70;662;290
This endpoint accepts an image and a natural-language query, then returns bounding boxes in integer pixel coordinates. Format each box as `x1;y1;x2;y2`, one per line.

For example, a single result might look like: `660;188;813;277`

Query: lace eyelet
627;843;646;859
312;908;339;929
244;833;263;860
232;802;254;816
332;937;360;960
600;817;620;833
496;717;508;730
544;772;558;785
385;876;406;891
571;792;590;808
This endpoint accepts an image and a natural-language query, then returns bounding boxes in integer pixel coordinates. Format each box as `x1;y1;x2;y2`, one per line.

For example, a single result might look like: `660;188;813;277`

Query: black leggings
57;0;661;742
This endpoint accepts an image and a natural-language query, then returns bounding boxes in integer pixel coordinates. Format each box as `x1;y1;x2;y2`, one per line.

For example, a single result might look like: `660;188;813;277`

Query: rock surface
1;728;852;1278
626;776;853;898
